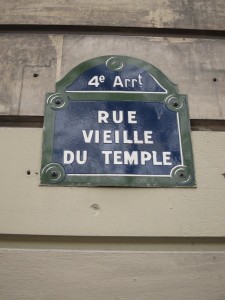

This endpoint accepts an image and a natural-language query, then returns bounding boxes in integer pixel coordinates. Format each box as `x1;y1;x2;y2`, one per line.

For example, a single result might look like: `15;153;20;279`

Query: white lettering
113;76;123;87
82;130;94;143
114;151;123;164
140;151;152;165
76;150;87;164
144;131;153;144
152;151;162;165
88;75;100;87
125;78;131;87
98;111;109;123
63;150;87;165
95;130;100;143
131;78;138;87
64;150;74;164
100;150;173;166
128;111;137;124
102;150;112;164
163;152;172;165
133;131;143;144
115;130;120;143
103;130;113;143
112;111;123;123
123;131;133;144
124;151;138;165
138;74;143;86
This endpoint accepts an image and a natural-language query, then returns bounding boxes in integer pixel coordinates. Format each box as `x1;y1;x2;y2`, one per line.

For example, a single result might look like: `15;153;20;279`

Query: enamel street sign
40;56;195;187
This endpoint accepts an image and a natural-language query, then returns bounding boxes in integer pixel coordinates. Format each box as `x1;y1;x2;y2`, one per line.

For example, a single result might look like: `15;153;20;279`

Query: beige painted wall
0;128;225;237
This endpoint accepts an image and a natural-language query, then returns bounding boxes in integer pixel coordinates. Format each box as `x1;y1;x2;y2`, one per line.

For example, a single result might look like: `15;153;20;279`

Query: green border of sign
40;55;196;187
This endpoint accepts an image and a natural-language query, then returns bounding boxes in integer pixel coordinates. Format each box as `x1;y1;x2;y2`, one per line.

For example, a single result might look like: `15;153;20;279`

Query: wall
0;1;225;299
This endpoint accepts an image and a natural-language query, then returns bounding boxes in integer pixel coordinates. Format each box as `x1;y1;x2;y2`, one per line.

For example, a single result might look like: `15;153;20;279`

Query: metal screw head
51;170;58;178
165;96;185;112
41;163;66;184
54;98;63;105
106;57;125;71
173;101;179;108
171;167;192;185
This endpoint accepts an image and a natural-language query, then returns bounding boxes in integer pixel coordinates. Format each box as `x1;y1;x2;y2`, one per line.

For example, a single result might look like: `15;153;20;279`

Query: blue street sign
41;56;195;187
53;100;182;176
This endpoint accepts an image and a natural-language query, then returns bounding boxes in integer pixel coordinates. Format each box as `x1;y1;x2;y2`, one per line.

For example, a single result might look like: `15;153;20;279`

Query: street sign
41;56;195;187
